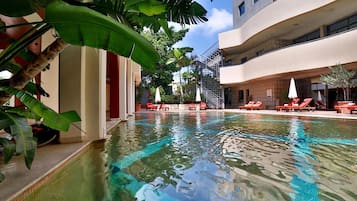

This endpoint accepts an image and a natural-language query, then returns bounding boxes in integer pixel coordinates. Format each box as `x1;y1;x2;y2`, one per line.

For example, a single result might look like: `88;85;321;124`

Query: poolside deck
223;109;357;120
0;110;356;200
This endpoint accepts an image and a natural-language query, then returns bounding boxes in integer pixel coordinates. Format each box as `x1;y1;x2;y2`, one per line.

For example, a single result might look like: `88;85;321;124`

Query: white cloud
191;8;233;36
169;8;232;36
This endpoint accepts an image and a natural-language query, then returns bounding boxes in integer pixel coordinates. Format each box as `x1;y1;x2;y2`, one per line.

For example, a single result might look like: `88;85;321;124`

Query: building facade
219;0;357;109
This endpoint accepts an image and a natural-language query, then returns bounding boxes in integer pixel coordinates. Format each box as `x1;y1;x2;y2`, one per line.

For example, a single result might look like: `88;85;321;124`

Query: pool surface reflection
25;112;357;201
108;112;357;201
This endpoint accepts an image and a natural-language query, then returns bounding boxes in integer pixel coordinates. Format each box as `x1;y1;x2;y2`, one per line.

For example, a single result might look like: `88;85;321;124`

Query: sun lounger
146;103;158;111
188;103;196;110
200;102;208;110
276;98;315;111
239;101;255;109
347;105;357;114
335;102;356;113
159;104;169;111
240;101;263;110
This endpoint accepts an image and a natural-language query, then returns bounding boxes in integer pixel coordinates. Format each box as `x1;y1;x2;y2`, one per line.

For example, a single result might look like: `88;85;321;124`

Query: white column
98;50;107;138
127;60;134;115
59;46;82;143
119;56;127;120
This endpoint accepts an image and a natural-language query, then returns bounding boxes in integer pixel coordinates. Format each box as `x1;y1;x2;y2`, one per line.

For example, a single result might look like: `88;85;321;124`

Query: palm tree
166;48;192;103
0;0;207;180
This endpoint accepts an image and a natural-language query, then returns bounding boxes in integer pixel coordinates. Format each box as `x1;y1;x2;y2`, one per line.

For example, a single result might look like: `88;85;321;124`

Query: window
293;29;320;44
238;90;244;103
256;49;264;56
327;13;357;35
239;2;245;16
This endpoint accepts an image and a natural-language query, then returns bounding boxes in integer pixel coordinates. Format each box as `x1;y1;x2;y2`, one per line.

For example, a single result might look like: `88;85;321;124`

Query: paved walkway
222;109;357;120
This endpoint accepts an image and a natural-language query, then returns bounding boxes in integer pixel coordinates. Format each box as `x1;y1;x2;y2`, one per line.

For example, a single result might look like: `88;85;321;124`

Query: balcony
218;0;357;52
220;29;357;84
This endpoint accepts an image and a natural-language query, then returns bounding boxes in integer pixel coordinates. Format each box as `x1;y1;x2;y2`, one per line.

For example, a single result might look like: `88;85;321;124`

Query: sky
171;0;233;83
171;0;233;56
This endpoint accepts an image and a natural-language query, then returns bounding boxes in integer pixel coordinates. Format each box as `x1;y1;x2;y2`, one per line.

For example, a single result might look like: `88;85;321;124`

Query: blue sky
171;0;233;56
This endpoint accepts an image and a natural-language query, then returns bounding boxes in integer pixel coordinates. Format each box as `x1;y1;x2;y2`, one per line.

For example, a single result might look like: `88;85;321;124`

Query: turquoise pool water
24;112;357;201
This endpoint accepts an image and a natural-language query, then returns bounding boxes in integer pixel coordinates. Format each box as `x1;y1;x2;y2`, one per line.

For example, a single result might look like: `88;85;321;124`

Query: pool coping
7;141;93;201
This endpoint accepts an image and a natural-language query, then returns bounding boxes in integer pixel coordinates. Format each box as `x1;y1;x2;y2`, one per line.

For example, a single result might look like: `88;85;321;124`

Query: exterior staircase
198;42;224;109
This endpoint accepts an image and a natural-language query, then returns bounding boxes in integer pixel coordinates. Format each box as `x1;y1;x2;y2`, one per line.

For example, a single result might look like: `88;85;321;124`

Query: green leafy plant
166;48;193;103
320;64;357;101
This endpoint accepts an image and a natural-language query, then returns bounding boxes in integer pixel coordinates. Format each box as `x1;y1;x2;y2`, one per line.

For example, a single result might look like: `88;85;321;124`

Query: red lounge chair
347;105;357;114
276;98;315;111
160;104;169;111
200;102;208;110
335;102;356;113
146;103;158;111
248;101;263;110
188;103;196;110
240;101;263;110
239;101;255;109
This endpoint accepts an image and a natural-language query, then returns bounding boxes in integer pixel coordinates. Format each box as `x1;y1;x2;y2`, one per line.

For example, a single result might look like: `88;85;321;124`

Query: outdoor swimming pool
23;112;357;201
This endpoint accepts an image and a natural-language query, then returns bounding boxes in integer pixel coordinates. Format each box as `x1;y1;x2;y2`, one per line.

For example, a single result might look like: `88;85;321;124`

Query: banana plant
0;0;207;181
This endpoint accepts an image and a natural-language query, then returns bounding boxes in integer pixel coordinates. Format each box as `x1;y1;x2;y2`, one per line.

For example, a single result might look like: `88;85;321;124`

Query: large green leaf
0;172;4;183
1;112;36;169
3;107;41;120
137;0;166;16
45;0;159;70
0;87;80;131
173;48;183;59
0;137;16;164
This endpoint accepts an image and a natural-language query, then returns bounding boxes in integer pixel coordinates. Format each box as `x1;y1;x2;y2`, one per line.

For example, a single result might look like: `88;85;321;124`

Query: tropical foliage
166;48;193;103
141;28;189;94
320;64;357;101
0;0;207;182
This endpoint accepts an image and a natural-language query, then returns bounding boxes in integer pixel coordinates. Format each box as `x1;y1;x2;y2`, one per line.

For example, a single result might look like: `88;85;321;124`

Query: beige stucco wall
220;29;357;84
219;0;335;49
59;46;82;143
228;79;288;109
40;31;59;112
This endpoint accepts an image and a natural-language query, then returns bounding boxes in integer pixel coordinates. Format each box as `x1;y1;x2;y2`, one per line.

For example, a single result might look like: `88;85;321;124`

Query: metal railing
198;43;224;109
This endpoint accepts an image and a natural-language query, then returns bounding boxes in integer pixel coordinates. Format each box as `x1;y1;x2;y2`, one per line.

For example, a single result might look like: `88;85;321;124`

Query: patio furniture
335;102;356;113
188;103;196;110
347;105;357;114
159;104;169;111
200;102;208;110
239;101;255;109
276;98;315;111
146;103;158;111
241;101;263;110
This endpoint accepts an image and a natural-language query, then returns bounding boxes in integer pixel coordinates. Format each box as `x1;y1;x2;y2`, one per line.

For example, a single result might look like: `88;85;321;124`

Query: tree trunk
179;68;183;103
0;38;69;105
